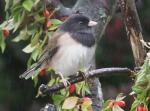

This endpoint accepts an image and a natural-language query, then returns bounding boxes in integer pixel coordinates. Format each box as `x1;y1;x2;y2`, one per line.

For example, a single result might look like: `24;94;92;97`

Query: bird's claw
61;78;70;87
58;72;70;87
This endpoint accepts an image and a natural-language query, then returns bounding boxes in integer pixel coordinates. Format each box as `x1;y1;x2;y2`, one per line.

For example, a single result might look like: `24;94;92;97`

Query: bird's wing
19;31;64;79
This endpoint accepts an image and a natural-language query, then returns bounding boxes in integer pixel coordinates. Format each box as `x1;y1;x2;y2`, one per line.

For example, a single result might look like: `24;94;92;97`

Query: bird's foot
59;72;70;87
61;78;70;87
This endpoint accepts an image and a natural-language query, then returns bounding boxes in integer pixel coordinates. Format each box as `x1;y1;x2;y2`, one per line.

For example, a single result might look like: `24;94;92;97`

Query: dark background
0;0;150;111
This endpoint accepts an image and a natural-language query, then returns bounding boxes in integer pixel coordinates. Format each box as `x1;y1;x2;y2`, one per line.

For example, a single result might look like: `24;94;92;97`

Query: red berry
43;9;50;17
3;29;9;37
39;68;46;76
137;105;147;111
69;84;75;93
47;20;52;28
115;101;125;107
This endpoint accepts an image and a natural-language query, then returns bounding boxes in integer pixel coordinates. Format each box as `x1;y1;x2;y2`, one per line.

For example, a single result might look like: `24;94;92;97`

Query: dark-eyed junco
19;14;97;83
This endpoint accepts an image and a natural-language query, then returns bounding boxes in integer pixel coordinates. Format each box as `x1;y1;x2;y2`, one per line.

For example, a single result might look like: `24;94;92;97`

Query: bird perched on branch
19;14;97;85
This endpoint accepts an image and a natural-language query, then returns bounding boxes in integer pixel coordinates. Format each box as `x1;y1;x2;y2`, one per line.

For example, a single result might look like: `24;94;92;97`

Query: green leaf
13;10;26;32
33;76;38;87
27;56;33;68
116;93;126;101
31;47;42;61
12;27;29;42
76;82;84;95
31;29;42;47
5;0;10;11
0;19;14;30
33;0;41;6
81;98;92;111
31;70;39;80
48;25;59;31
48;19;62;31
0;31;6;53
60;88;69;96
130;100;139;111
103;100;113;111
50;19;62;25
0;39;6;53
48;79;55;87
34;15;45;23
62;97;78;109
132;86;143;94
22;0;33;12
0;21;8;29
22;44;37;53
52;94;65;105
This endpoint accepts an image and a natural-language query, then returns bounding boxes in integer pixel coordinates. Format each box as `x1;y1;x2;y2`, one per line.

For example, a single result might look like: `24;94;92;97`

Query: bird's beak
88;20;98;27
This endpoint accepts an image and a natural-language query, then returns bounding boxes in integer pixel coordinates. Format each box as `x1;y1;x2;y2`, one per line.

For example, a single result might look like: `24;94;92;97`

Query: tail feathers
19;63;41;79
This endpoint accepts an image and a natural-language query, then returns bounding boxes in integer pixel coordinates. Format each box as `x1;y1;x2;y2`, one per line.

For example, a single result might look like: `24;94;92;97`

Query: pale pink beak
88;20;98;26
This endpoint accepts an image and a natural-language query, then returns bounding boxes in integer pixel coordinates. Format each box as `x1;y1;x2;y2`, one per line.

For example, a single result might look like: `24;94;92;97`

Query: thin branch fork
39;67;133;95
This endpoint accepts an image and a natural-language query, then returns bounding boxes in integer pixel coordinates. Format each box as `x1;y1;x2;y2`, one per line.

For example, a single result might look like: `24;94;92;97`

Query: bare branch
39;67;133;94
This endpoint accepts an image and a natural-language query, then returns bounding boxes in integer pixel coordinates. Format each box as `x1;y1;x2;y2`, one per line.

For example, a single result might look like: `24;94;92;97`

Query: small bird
19;14;97;83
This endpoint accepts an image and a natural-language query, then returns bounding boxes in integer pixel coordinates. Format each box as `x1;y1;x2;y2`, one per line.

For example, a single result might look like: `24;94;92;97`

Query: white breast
50;33;96;77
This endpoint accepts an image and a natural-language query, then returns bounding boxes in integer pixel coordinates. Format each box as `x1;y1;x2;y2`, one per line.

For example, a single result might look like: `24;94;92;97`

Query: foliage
1;0;150;111
130;50;150;111
0;0;93;110
103;93;126;111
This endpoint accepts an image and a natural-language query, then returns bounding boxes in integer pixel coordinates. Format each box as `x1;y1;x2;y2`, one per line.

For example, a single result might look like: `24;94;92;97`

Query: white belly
50;44;96;77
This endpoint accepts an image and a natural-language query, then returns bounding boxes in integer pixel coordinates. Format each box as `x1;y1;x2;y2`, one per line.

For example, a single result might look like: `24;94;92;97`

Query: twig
39;67;133;94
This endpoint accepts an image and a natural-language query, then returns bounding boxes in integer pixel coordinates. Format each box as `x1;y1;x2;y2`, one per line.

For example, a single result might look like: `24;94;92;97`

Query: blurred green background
0;0;150;111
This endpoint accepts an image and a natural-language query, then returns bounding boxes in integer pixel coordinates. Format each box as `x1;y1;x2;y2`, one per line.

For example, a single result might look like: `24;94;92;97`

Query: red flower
69;84;76;93
39;68;46;76
3;29;10;37
43;9;50;17
115;100;125;107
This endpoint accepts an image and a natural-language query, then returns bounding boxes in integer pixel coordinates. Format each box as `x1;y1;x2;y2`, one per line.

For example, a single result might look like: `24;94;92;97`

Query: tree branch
45;0;73;17
39;67;133;94
118;0;146;67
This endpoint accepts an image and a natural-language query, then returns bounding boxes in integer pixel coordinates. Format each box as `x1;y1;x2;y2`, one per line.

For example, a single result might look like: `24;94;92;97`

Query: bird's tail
19;63;41;79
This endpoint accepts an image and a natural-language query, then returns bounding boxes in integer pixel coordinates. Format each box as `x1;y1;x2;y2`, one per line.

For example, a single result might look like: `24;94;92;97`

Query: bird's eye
78;21;83;25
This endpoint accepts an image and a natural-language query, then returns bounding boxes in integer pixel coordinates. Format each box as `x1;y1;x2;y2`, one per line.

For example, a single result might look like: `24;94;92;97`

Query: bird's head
59;14;97;33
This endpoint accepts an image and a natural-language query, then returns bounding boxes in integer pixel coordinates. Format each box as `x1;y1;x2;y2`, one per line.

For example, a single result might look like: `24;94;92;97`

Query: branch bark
39;67;132;94
118;0;146;67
